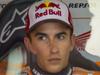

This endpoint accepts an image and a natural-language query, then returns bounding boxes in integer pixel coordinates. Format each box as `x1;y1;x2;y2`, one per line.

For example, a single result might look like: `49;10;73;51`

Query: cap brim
30;19;73;32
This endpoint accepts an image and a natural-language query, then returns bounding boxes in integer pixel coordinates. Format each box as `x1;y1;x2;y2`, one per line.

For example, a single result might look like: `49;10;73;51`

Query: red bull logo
35;9;61;19
35;2;60;12
35;2;61;19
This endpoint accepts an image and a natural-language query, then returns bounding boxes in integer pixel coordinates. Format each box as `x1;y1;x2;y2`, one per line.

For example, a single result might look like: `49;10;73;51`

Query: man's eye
38;36;47;41
57;35;65;40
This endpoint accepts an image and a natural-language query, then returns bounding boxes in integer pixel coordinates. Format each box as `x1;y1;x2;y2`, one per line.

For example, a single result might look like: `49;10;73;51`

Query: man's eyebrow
35;32;47;36
56;32;67;36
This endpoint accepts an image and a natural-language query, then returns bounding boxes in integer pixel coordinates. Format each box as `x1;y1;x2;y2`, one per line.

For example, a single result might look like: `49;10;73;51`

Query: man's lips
48;58;61;64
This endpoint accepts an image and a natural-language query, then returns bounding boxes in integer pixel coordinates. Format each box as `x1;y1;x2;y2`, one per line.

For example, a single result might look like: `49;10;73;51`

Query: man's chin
46;65;63;73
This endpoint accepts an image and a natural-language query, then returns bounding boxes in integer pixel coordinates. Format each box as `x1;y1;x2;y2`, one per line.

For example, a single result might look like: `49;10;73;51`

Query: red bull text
35;9;61;19
35;2;61;19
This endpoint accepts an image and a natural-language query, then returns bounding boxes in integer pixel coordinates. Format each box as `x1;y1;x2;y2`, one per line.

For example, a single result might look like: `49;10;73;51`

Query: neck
32;63;72;75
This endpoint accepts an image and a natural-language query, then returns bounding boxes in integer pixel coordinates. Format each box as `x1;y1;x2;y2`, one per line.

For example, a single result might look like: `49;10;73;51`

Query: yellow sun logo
44;0;50;8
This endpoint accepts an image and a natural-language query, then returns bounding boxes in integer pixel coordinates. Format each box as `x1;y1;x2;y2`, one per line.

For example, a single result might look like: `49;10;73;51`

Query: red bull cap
26;0;73;32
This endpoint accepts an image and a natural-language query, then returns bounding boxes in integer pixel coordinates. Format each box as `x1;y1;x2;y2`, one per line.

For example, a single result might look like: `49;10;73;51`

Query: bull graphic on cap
35;2;60;12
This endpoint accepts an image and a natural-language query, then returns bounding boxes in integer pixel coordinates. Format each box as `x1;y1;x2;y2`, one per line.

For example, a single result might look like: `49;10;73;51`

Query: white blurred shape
85;0;100;57
6;44;27;75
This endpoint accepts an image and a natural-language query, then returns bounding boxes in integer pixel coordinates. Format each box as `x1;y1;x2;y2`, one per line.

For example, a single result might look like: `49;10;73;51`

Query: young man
23;0;100;75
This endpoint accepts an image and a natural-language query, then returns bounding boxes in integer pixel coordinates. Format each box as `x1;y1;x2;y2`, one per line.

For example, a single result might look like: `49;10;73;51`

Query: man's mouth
48;58;61;64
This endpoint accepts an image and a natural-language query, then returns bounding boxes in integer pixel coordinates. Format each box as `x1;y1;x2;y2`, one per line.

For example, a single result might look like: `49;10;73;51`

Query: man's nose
49;41;59;54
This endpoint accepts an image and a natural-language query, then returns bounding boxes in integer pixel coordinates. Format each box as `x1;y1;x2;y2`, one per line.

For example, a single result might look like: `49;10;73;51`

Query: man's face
25;22;74;73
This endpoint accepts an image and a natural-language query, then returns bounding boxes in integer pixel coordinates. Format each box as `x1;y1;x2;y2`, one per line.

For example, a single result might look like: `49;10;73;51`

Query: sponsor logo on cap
35;2;61;19
35;9;61;19
35;2;60;12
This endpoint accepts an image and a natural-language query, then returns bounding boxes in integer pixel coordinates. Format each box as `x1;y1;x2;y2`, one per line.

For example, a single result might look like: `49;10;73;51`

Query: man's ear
24;36;37;54
70;35;75;51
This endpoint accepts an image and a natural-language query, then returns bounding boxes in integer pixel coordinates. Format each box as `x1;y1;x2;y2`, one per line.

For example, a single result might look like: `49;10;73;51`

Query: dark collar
31;64;73;75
